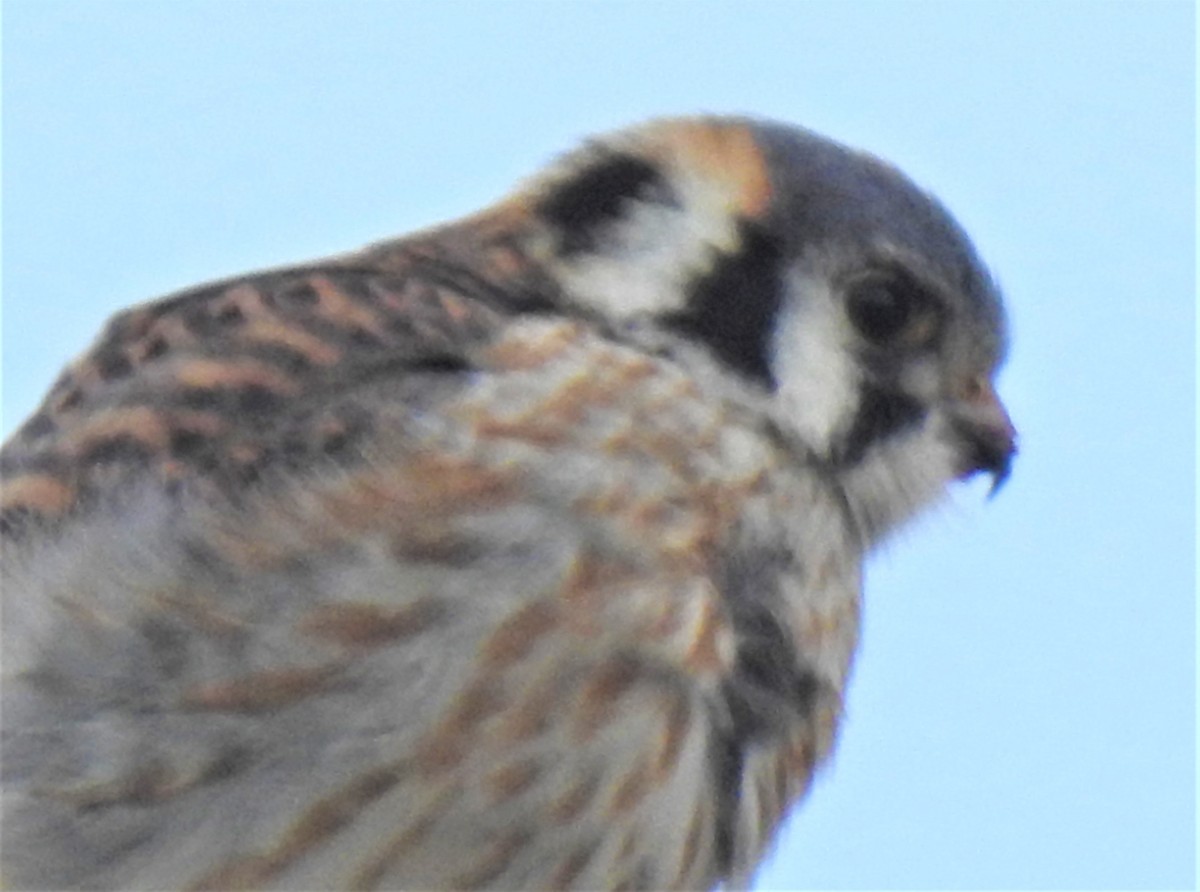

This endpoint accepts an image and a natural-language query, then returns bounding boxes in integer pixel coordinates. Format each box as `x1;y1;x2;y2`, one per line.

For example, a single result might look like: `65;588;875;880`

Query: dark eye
846;275;930;346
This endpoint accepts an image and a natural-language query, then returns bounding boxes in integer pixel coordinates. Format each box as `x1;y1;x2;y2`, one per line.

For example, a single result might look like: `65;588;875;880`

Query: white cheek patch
841;412;961;540
769;275;859;457
900;357;942;404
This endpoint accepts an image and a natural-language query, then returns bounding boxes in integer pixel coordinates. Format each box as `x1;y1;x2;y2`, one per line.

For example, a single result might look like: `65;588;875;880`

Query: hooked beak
950;377;1017;496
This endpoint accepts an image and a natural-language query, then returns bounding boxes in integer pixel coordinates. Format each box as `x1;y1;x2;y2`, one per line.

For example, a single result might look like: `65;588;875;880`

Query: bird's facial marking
765;240;1012;543
661;223;785;388
768;272;859;457
826;263;951;465
837;384;926;467
526;120;774;321
536;153;674;257
792;250;1011;535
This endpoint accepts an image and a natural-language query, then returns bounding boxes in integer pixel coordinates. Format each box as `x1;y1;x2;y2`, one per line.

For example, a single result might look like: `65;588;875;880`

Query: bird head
515;117;1016;538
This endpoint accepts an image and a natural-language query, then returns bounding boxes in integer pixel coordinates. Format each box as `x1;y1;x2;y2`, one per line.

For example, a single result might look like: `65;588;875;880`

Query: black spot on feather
838;384;925;465
80;436;152;468
538;153;671;255
663;223;784;389
707;546;830;875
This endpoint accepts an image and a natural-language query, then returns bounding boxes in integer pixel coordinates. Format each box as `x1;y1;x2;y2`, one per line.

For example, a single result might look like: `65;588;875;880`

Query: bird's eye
845;274;930;346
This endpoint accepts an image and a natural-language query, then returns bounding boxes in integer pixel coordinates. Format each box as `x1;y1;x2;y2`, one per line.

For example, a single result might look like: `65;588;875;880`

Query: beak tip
954;421;1017;496
986;457;1014;498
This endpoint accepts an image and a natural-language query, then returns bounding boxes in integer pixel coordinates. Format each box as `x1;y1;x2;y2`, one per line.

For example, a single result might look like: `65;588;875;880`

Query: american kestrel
1;116;1015;890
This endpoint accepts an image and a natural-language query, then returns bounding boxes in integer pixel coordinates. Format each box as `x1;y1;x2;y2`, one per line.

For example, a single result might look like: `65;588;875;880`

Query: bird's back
1;207;852;890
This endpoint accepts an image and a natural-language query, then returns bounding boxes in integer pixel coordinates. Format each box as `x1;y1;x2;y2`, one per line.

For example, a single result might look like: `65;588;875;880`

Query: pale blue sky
2;2;1195;890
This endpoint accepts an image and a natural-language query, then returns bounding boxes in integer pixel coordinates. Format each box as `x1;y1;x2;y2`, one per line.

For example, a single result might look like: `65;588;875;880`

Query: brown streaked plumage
1;116;1014;890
